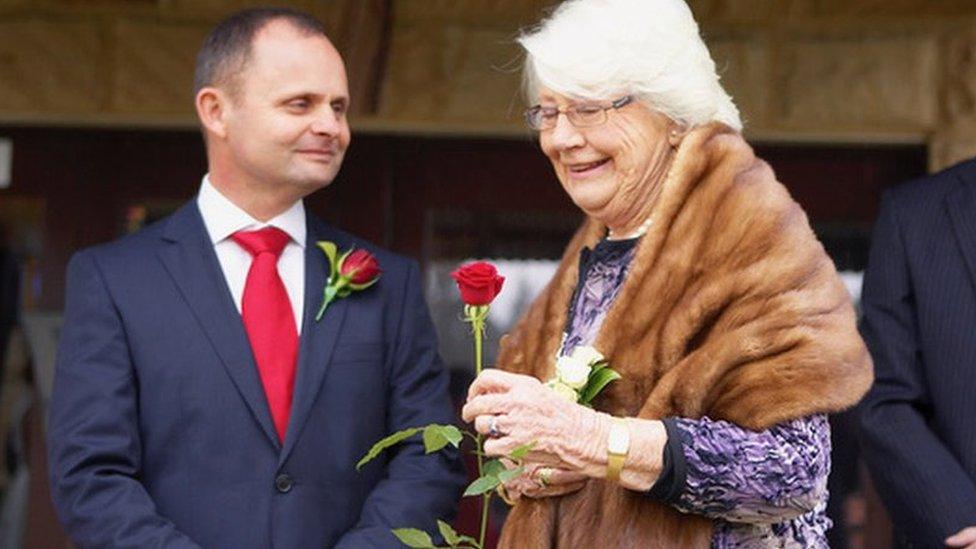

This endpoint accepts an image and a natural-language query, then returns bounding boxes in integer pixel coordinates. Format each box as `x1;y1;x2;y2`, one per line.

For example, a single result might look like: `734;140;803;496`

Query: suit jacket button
275;473;293;493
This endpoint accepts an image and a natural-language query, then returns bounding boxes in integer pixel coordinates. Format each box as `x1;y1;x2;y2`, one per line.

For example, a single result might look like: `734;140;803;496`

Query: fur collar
496;123;872;548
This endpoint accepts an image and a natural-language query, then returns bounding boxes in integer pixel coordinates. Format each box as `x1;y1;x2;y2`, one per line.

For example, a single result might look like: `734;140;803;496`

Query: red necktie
232;227;298;443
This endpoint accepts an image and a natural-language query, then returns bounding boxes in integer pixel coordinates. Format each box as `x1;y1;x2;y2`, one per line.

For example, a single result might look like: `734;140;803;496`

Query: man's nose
310;109;343;136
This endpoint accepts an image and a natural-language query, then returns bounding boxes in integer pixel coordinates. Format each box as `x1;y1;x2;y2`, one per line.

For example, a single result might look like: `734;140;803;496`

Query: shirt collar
197;174;306;248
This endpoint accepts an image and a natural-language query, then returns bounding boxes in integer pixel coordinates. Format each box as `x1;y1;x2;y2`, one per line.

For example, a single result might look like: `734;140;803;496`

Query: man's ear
196;86;230;139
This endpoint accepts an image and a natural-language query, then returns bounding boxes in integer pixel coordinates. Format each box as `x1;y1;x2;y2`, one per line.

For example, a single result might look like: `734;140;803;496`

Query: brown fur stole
495;123;873;548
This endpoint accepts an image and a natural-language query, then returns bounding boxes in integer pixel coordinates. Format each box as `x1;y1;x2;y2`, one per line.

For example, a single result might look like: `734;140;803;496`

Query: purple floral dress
560;237;831;547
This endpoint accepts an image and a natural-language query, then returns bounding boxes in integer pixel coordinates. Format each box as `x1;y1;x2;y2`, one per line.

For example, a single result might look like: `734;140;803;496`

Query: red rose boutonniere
314;241;381;322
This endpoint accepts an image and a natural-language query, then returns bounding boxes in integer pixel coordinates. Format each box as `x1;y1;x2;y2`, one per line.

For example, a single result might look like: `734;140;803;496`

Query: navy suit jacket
860;159;976;547
47;201;465;548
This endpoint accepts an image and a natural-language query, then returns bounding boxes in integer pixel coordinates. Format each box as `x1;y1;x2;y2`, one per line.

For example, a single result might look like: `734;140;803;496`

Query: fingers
533;466;587;487
473;414;511;437
523;480;587;499
495;483;520;505
466;369;512;400
496;466;587;503
946;526;976;548
520;466;587;499
483;436;565;470
483;434;518;456
466;369;541;401
461;393;512;422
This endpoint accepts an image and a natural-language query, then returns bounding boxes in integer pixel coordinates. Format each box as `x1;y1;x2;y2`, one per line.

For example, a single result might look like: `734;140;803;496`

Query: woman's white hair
518;0;742;131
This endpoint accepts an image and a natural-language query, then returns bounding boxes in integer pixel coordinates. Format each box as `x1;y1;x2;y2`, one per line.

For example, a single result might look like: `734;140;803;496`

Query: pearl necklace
607;217;653;240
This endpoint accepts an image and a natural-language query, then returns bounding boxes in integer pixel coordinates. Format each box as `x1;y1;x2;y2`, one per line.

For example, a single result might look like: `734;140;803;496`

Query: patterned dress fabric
561;237;832;547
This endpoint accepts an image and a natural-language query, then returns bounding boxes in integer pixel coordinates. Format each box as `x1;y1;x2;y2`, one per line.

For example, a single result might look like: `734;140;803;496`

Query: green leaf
356;427;421;470
439;424;464;448
348;277;380;291
579;367;622;405
507;442;535;461
463;474;501;497
457;535;480;548
497;466;523;483
316;241;339;281
482;459;505;478
336;248;353;275
423;424;463;454
436;520;460;546
391;528;435;548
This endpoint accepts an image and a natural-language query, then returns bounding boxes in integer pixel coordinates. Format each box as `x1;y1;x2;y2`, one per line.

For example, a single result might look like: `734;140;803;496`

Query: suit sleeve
858;191;976;544
47;251;202;549
334;260;466;548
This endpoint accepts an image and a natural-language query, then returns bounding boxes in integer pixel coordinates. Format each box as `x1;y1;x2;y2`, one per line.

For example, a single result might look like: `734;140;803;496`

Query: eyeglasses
524;96;633;131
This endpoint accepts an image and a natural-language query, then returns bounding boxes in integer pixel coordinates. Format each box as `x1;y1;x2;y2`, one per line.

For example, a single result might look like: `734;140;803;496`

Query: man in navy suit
47;8;464;548
860;160;976;548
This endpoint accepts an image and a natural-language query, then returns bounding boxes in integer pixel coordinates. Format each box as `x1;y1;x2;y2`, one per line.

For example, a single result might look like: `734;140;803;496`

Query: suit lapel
157;203;281;450
280;217;350;464
947;172;976;295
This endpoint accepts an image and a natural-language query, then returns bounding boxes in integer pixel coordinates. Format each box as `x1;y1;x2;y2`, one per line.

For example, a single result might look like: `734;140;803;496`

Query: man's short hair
194;7;328;96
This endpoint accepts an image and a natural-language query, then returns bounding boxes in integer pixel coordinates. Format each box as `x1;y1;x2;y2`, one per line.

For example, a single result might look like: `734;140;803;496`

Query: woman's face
537;87;676;225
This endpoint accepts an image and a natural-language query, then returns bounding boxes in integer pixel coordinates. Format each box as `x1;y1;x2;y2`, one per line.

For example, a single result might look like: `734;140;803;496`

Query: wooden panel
0;19;102;113
315;0;392;116
777;35;939;130
110;20;209;114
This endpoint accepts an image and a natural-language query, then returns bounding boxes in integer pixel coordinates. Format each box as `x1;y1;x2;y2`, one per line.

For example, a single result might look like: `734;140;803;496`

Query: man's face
220;21;351;197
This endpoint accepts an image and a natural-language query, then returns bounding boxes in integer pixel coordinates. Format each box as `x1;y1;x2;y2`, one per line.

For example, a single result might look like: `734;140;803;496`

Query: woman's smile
565;158;612;179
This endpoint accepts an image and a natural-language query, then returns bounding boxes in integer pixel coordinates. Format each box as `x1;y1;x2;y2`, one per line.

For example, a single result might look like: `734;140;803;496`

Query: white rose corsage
546;345;621;406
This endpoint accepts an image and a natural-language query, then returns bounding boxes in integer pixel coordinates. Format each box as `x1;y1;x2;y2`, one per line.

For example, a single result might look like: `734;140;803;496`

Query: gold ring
536;467;554;488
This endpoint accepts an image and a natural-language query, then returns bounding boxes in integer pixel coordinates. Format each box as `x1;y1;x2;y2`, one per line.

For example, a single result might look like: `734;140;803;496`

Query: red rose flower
341;249;381;285
450;261;504;306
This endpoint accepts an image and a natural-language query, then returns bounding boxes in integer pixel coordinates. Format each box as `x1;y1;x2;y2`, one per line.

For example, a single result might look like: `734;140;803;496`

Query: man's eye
332;102;348;115
287;99;310;111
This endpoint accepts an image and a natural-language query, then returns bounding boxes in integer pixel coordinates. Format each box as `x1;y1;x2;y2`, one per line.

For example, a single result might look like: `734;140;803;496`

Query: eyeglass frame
523;95;634;131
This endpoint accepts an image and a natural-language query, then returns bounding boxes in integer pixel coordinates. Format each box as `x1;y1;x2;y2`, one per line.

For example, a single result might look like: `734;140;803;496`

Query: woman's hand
462;369;670;492
947;526;976;548
497;462;588;503
462;369;608;476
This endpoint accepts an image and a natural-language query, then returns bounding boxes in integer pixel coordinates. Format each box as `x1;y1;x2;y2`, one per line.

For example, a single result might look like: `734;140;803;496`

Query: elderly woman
461;0;872;547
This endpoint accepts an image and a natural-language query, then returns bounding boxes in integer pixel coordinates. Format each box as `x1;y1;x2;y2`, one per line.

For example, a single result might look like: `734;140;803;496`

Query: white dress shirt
196;175;306;334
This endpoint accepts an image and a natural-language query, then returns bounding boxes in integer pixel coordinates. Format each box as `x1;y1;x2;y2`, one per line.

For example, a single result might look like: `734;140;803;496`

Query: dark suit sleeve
47;251;202;549
334;260;466;548
859;191;976;544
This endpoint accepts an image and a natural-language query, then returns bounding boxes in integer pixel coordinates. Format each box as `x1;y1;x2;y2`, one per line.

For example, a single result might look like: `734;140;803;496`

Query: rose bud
341;249;381;286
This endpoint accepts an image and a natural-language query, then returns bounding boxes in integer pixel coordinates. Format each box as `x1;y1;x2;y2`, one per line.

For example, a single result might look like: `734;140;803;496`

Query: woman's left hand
498;463;588;503
461;369;608;476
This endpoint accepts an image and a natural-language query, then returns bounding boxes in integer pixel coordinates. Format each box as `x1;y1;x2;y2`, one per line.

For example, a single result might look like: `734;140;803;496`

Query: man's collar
197;174;306;248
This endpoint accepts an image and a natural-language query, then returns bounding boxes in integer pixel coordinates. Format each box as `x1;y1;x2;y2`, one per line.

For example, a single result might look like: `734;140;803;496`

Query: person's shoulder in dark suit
884;156;976;213
304;212;420;280
875;156;976;250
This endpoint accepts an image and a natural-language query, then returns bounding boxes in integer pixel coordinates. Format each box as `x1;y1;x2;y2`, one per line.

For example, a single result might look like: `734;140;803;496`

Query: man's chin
290;172;338;193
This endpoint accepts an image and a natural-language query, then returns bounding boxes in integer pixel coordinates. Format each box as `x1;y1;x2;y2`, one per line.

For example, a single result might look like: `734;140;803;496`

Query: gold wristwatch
606;417;630;482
